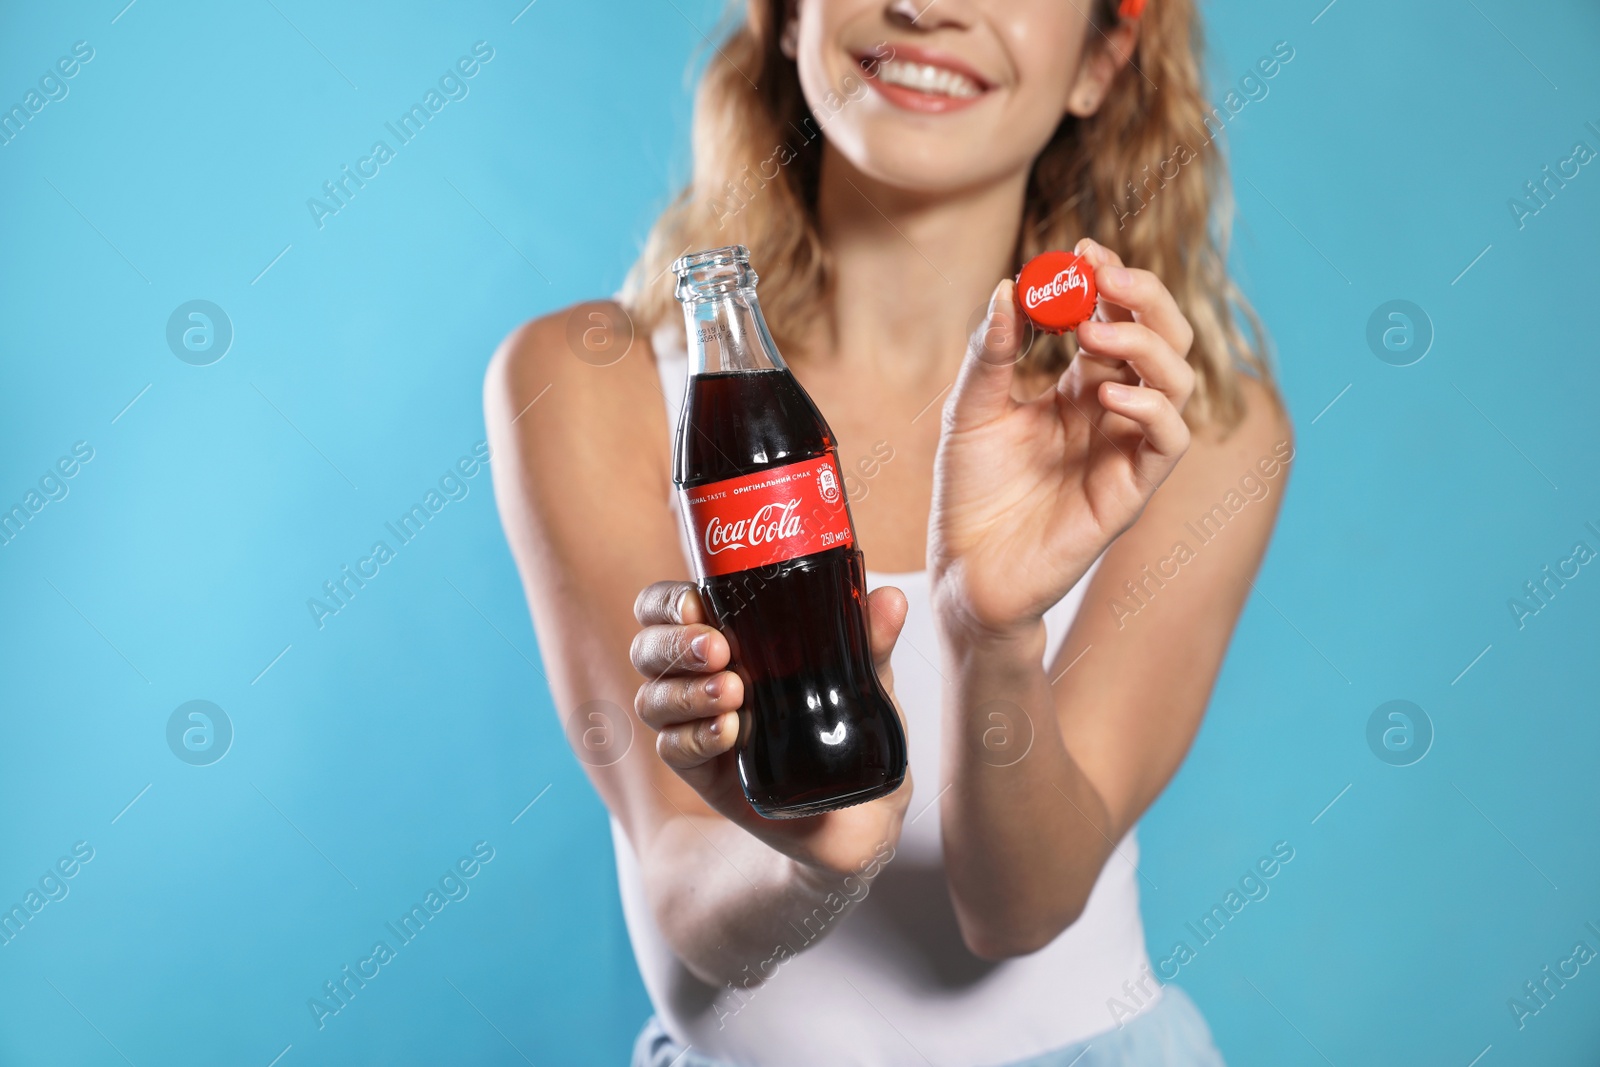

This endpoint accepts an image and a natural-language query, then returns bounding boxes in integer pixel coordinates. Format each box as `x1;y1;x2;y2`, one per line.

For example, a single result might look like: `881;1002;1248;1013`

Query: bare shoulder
484;299;665;439
484;299;674;509
1152;374;1296;542
1187;374;1295;484
1098;372;1294;603
476;300;684;579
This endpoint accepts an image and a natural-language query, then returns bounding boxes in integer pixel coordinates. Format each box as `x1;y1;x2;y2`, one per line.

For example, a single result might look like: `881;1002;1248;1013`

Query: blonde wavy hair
620;0;1273;431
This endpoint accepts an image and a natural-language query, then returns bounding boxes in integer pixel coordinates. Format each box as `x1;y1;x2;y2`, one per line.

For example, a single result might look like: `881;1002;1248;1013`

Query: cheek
1000;13;1085;121
793;0;865;104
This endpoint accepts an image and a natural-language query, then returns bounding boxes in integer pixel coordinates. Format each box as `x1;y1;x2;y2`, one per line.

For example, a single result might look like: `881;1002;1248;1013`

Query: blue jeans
630;986;1226;1067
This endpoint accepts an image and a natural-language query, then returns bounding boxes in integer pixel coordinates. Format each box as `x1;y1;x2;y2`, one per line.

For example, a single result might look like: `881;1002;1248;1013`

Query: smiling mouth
872;57;983;98
855;48;992;112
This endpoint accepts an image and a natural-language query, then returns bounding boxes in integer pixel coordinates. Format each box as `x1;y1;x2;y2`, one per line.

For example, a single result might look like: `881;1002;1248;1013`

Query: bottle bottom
745;767;907;820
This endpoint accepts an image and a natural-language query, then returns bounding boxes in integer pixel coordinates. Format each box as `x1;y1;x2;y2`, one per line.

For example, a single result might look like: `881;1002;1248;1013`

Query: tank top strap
651;324;695;567
651;322;689;439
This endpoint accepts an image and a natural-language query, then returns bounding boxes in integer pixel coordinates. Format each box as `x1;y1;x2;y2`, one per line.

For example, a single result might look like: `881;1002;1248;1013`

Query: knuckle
672;627;700;668
637;680;670;724
628;630;652;673
1172;418;1193;452
1091;242;1124;269
654;729;681;765
670;583;694;623
939;398;961;436
657;723;699;765
1127;268;1158;299
663;721;706;763
651;584;676;621
1174;362;1197;399
636;581;689;625
1130;321;1163;351
692;718;715;756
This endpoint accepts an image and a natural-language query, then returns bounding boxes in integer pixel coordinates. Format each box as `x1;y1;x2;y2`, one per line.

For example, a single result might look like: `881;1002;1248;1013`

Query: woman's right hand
630;580;915;882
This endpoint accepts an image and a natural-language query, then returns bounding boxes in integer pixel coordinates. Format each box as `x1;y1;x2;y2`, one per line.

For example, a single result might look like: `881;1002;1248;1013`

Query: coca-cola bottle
670;245;907;819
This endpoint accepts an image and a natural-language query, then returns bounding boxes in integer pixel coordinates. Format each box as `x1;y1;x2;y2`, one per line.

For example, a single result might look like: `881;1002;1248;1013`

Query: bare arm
941;382;1290;957
930;245;1292;957
484;306;905;985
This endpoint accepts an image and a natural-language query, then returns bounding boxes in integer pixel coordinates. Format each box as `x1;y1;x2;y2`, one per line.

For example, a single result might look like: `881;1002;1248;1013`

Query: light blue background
1;0;1596;1064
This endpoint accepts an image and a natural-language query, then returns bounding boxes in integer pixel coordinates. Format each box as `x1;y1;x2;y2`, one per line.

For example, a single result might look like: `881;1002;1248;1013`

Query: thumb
945;279;1022;431
865;585;909;674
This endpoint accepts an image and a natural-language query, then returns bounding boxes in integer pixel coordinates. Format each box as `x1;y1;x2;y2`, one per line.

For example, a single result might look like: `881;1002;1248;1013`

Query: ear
1064;19;1139;118
779;0;800;60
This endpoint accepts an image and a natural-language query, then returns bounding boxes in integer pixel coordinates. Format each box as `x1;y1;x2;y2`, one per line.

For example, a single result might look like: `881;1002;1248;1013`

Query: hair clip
1118;0;1148;19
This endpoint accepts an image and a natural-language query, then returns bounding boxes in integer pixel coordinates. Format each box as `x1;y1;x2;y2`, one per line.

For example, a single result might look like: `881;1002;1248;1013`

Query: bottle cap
1015;251;1097;334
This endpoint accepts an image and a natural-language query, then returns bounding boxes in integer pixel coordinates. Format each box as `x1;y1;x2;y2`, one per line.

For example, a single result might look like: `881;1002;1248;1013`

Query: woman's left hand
928;239;1197;641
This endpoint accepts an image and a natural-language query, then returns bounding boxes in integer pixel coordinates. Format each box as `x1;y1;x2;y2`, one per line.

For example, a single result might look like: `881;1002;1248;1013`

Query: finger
1060;349;1138;404
865;586;908;674
1075;319;1196;408
634;581;705;626
1097;382;1192;485
864;586;913;747
1074;238;1133;323
630;623;728;679
655;710;740;771
943;279;1021;432
635;670;745;731
1075;239;1194;356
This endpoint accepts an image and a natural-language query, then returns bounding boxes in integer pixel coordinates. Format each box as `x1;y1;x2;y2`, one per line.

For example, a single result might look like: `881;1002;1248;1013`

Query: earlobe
780;17;799;59
1065;21;1139;118
1064;76;1105;118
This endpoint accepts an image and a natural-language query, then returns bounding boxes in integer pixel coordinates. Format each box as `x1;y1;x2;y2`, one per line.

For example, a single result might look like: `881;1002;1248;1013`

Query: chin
827;118;1017;196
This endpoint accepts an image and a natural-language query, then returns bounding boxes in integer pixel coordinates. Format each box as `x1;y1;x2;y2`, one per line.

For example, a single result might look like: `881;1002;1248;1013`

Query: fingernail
673;588;689;623
1106;266;1131;289
1074;237;1097;257
987;279;1007;319
707;716;723;737
689;633;710;664
1104;382;1131;402
704;675;724;699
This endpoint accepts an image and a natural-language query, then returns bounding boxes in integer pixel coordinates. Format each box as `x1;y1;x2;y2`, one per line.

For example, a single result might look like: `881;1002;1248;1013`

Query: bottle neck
680;289;788;376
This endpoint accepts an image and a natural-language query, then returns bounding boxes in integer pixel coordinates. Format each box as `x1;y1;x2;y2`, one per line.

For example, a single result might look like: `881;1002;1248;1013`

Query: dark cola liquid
676;369;908;819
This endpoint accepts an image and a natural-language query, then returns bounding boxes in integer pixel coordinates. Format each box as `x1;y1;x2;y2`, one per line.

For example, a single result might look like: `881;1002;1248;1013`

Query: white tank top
612;328;1159;1067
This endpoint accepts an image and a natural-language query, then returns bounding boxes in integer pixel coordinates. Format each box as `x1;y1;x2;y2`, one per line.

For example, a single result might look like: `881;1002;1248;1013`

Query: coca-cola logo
704;499;803;556
1022;265;1089;309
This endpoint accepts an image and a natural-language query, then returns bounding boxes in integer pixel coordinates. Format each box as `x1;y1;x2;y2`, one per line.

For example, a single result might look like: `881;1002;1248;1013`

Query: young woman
486;0;1291;1062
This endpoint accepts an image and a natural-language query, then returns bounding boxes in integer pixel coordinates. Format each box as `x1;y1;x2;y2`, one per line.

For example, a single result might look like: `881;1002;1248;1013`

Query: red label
679;455;854;578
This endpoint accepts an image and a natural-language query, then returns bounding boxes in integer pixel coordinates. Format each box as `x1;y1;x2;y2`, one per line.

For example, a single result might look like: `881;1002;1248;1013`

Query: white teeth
874;59;981;99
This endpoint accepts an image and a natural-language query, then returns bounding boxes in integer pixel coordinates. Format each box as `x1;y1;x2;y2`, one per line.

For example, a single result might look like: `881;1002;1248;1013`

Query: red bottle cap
1015;251;1097;334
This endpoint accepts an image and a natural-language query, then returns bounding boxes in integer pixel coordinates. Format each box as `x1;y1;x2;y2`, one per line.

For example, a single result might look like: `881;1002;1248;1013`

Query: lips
854;44;994;114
